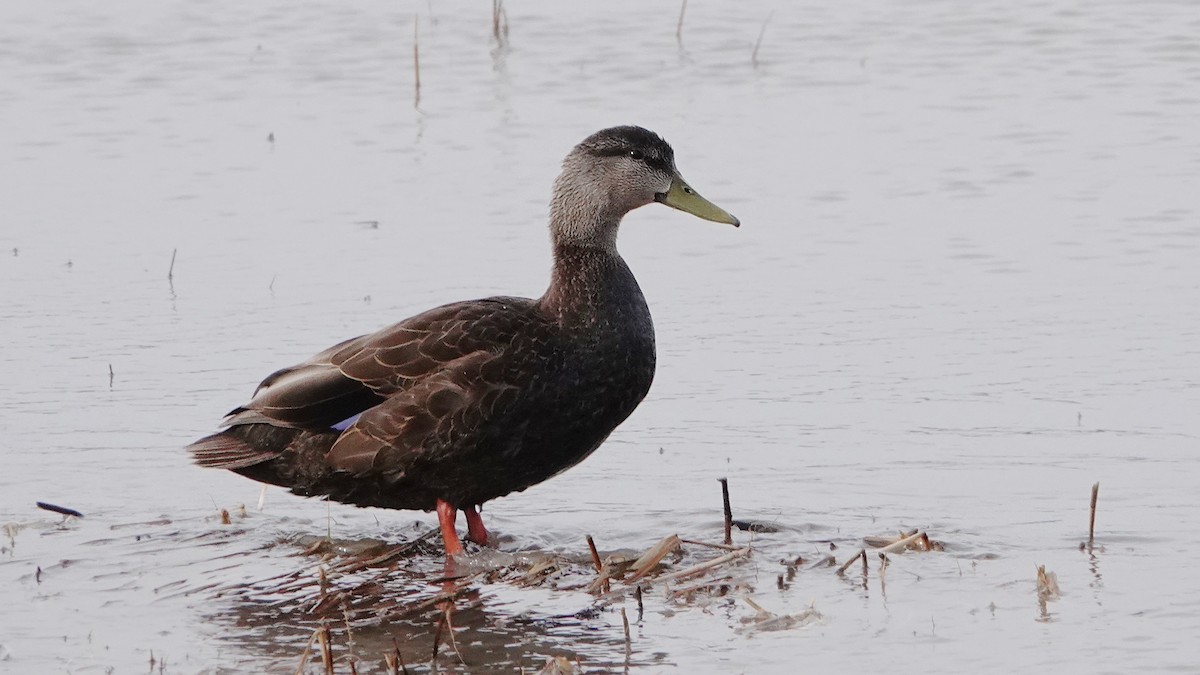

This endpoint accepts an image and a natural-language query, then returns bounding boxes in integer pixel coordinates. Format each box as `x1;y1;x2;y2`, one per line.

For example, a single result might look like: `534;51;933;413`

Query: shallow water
3;0;1199;672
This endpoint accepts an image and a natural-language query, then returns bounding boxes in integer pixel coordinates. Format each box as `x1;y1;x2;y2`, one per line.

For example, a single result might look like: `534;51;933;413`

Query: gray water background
2;0;1198;672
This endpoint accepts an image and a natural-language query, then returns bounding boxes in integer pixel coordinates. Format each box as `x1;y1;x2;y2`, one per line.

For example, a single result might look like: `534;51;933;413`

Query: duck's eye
628;149;645;161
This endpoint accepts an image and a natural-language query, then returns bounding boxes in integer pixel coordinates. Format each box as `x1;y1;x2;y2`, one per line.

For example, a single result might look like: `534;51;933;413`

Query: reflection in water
201;530;678;673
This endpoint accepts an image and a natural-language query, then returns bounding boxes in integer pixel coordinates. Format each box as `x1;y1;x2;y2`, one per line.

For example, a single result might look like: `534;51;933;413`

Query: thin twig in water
318;622;334;675
621;607;631;648
168;248;176;280
109;363;114;389
752;13;773;66
1088;482;1099;548
385;640;407;674
492;0;508;45
586;534;603;572
719;478;733;545
676;0;687;44
413;15;421;108
585;534;609;593
680;538;742;552
835;549;866;576
441;605;466;665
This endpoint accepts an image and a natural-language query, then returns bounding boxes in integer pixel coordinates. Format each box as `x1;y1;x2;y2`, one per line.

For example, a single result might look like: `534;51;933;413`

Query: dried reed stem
627;534;682;582
318;622;334;675
656;547;751;583
876;530;924;554
586;535;603;572
168;248;177;280
680;538;742;552
585;534;609;593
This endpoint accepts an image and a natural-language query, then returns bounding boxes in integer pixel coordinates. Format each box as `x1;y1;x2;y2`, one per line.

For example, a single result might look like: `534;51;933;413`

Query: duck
188;126;739;556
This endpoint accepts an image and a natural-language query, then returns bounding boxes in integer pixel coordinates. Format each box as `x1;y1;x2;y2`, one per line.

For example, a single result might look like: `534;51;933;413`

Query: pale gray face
570;125;679;215
578;150;676;215
549;126;740;248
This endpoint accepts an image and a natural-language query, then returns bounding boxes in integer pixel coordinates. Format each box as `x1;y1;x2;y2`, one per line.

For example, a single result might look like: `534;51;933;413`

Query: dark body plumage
192;246;654;510
188;126;737;552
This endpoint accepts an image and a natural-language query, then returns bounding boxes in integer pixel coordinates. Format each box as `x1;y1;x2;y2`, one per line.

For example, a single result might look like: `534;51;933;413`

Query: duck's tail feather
188;431;280;470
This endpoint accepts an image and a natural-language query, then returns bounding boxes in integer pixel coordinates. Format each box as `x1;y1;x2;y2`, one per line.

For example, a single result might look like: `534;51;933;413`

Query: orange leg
436;499;464;556
464;505;489;546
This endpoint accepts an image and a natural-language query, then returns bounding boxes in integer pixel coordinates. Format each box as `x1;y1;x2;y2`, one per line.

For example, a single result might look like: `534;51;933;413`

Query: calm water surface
2;0;1199;673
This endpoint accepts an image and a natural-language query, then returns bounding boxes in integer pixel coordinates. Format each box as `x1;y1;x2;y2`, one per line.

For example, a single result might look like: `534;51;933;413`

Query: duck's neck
539;242;642;323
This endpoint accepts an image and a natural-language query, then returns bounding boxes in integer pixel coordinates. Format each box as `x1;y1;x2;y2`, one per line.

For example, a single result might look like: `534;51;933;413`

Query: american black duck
188;126;739;556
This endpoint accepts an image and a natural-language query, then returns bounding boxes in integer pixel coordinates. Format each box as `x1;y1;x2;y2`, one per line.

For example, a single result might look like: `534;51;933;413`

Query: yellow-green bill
655;174;740;227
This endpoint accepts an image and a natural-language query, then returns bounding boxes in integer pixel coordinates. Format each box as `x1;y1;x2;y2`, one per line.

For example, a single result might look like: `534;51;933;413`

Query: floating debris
537;656;580;675
1036;565;1061;600
864;529;942;553
738;597;822;633
36;502;83;518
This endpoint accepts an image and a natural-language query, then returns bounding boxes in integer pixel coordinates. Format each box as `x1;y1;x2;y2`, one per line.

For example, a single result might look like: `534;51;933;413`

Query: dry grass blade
625;534;682;582
863;528;918;549
520;558;559;585
657;547;750;584
679;538;742;552
835;549;866;576
294;628;321;675
665;575;734;600
874;530;925;554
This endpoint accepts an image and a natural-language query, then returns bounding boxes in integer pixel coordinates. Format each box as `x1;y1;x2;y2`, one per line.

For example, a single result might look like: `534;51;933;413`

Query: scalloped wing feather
222;297;538;445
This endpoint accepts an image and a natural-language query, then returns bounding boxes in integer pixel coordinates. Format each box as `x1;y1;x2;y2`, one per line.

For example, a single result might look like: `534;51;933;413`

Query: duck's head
551;126;739;249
